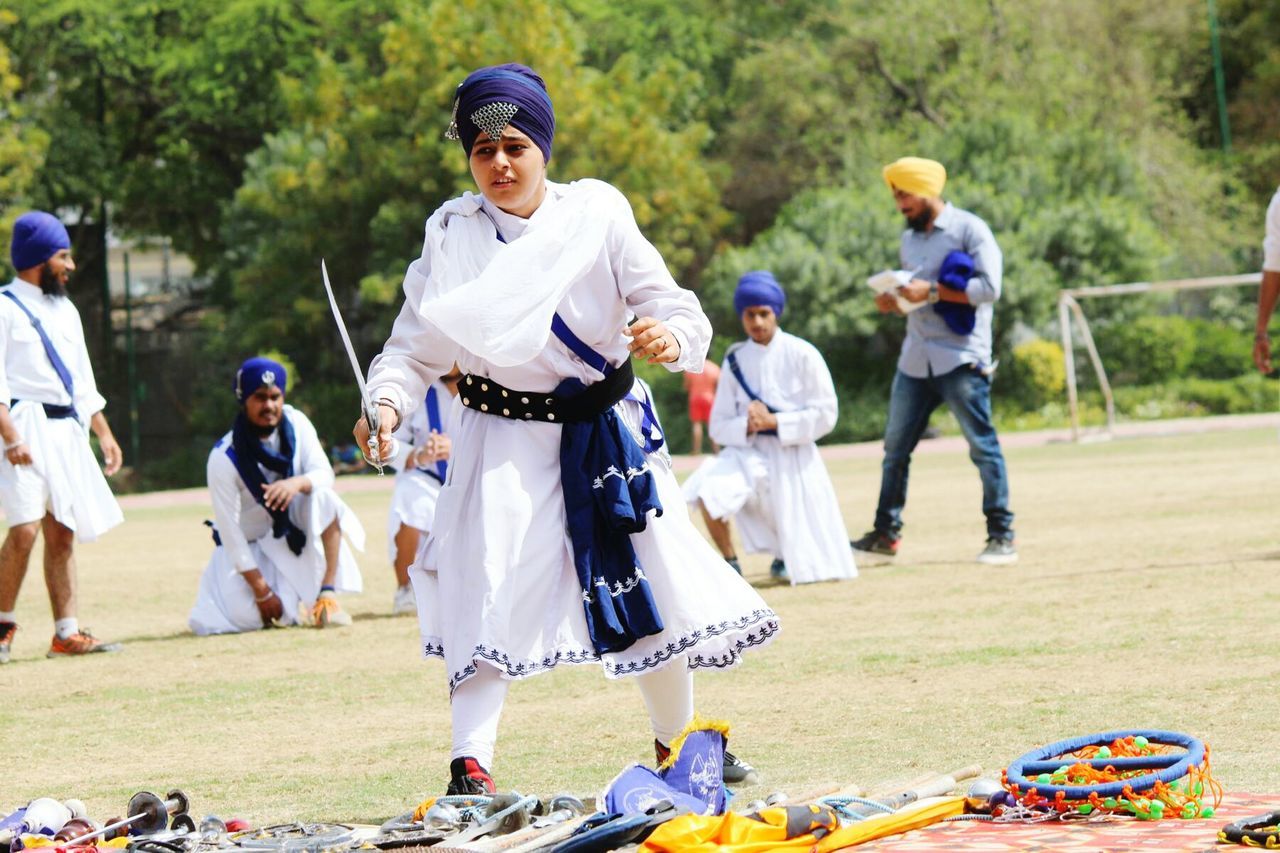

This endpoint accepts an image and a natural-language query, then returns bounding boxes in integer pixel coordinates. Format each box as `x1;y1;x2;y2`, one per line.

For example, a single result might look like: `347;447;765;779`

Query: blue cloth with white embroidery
557;375;664;655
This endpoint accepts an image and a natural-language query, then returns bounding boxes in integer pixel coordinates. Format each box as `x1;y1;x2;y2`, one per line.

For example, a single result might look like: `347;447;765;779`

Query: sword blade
321;258;384;472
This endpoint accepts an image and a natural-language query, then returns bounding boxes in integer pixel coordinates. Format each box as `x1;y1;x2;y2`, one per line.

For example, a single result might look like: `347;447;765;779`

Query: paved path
113;411;1280;509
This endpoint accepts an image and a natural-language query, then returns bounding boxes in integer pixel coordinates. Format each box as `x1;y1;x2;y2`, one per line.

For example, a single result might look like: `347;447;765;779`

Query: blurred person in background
683;271;856;585
189;357;364;635
852;157;1017;566
683;357;720;455
1252;185;1280;375
385;367;461;616
0;212;124;662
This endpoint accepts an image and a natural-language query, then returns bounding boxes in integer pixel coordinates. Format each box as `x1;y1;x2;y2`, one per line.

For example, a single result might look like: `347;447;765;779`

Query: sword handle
364;405;385;475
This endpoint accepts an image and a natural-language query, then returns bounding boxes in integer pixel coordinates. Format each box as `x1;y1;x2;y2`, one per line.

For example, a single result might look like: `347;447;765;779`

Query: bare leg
41;514;77;620
0;521;40;612
691;421;704;455
698;502;736;559
320;517;341;588
393;523;421;588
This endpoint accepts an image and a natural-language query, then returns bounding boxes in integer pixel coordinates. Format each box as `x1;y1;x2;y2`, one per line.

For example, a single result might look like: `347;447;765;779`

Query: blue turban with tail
234;357;288;401
450;64;556;162
10;212;71;272
733;270;786;318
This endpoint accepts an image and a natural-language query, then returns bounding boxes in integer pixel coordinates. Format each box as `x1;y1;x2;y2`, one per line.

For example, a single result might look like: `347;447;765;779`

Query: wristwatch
927;282;940;304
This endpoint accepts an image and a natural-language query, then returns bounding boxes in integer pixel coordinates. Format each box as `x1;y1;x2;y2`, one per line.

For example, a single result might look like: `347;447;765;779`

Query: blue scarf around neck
228;412;307;556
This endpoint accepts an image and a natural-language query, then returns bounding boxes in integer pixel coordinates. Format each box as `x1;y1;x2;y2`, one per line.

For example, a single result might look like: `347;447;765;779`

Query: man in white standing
189;356;364;634
0;211;124;662
1252;185;1280;375
684;270;857;585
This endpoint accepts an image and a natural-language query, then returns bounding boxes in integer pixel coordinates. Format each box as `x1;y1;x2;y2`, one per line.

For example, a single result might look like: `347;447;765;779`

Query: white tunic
0;280;122;538
683;331;857;585
368;179;779;693
384;380;457;560
188;405;365;635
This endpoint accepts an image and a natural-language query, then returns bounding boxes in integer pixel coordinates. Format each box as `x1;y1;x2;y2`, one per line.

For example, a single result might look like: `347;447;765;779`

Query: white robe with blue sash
682;332;857;585
368;180;780;694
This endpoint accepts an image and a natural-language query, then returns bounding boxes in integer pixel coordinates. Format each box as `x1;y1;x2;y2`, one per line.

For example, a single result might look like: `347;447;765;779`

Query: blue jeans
873;366;1014;539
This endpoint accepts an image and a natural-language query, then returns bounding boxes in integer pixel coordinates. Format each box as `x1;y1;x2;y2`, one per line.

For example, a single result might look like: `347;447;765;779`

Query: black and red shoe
446;756;496;795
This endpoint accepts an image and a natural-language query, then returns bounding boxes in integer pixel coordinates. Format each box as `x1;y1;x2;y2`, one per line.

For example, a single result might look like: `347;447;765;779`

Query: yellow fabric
411;797;437;822
882;157;947;198
19;836;129;849
816;796;966;850
642;804;837;853
642;797;965;853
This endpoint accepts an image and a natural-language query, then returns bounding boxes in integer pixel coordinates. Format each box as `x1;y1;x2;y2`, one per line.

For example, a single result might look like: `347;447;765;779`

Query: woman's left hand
625;317;681;365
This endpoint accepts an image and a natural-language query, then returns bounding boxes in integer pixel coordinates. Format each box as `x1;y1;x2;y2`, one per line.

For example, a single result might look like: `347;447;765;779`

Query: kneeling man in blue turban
189;357;365;634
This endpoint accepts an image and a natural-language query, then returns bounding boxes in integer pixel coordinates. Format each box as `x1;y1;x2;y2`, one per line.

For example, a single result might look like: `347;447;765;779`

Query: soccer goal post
1057;272;1261;441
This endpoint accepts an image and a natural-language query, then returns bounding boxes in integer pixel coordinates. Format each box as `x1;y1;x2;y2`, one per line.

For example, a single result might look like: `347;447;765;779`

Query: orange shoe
0;622;15;664
47;629;123;658
309;591;352;628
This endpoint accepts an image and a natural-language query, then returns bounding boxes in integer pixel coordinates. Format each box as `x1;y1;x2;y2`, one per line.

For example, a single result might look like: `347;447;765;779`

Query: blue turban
10;211;71;272
449;64;556;162
733;270;786;319
234;357;288;402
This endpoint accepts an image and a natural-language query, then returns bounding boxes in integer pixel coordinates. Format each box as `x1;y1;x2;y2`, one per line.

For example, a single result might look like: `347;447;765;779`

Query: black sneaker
446;756;496;795
976;537;1018;566
851;530;900;557
769;559;788;581
722;750;760;785
0;622;15;665
657;739;760;785
725;557;742;575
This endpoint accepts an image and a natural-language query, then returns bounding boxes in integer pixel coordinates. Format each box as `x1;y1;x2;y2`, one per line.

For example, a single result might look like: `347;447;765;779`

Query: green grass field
3;426;1279;824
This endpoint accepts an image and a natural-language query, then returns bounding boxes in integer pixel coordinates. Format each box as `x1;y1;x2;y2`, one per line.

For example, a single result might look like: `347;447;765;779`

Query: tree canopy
1;0;1274;480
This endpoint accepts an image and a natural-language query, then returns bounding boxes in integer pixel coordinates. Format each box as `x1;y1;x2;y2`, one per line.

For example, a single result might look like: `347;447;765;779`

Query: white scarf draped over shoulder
415;180;617;367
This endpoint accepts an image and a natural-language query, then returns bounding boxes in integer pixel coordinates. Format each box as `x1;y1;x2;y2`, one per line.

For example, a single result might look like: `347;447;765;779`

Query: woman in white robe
361;63;778;794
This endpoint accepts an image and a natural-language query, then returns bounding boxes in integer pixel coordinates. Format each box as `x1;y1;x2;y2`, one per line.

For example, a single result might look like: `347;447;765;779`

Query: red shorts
688;393;714;423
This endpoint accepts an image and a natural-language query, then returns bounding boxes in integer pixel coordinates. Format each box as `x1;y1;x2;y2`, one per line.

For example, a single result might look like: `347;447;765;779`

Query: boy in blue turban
0;212;125;663
188;357;365;634
683;271;857;586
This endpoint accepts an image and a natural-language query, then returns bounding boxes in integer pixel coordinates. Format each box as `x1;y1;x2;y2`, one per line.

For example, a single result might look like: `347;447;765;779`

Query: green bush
1188;318;1253;379
1097;315;1196;384
1005;338;1066;409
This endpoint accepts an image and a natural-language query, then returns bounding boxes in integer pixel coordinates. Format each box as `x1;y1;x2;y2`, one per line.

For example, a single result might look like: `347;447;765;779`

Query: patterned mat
850;792;1280;852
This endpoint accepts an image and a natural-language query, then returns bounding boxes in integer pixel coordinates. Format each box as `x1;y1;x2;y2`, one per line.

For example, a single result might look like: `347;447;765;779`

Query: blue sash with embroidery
552;317;666;655
2;290;79;420
725;350;777;436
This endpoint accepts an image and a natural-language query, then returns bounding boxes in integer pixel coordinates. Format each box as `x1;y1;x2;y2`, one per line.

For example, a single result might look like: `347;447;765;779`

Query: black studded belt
458;359;635;423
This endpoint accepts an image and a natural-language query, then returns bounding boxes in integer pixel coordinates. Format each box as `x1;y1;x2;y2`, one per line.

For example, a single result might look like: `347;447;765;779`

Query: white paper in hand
867;270;928;314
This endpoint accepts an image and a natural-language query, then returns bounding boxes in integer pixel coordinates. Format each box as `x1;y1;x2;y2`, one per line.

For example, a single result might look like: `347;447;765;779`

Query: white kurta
683;331;857;585
0;280;122;539
189;405;365;635
368;179;780;694
385;380;457;560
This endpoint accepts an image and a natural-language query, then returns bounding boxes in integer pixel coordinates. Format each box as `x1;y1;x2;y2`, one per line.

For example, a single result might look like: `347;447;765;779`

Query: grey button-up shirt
896;203;1002;378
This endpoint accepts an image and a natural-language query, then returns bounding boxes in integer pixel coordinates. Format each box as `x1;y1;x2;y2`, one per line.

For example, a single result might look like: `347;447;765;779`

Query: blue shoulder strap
726;349;779;436
2;290;77;407
423;385;448;481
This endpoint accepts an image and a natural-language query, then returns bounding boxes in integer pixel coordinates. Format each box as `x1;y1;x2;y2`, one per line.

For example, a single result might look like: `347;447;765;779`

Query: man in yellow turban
851;157;1018;566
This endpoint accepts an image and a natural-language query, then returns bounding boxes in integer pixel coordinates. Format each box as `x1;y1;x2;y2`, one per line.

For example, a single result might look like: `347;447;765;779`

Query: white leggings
450;657;694;768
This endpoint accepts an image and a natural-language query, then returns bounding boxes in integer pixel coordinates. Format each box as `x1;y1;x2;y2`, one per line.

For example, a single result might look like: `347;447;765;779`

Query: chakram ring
1218;811;1280;848
1004;729;1206;799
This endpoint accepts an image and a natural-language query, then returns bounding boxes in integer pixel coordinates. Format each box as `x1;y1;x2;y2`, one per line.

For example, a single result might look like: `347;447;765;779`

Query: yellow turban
882;157;947;198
